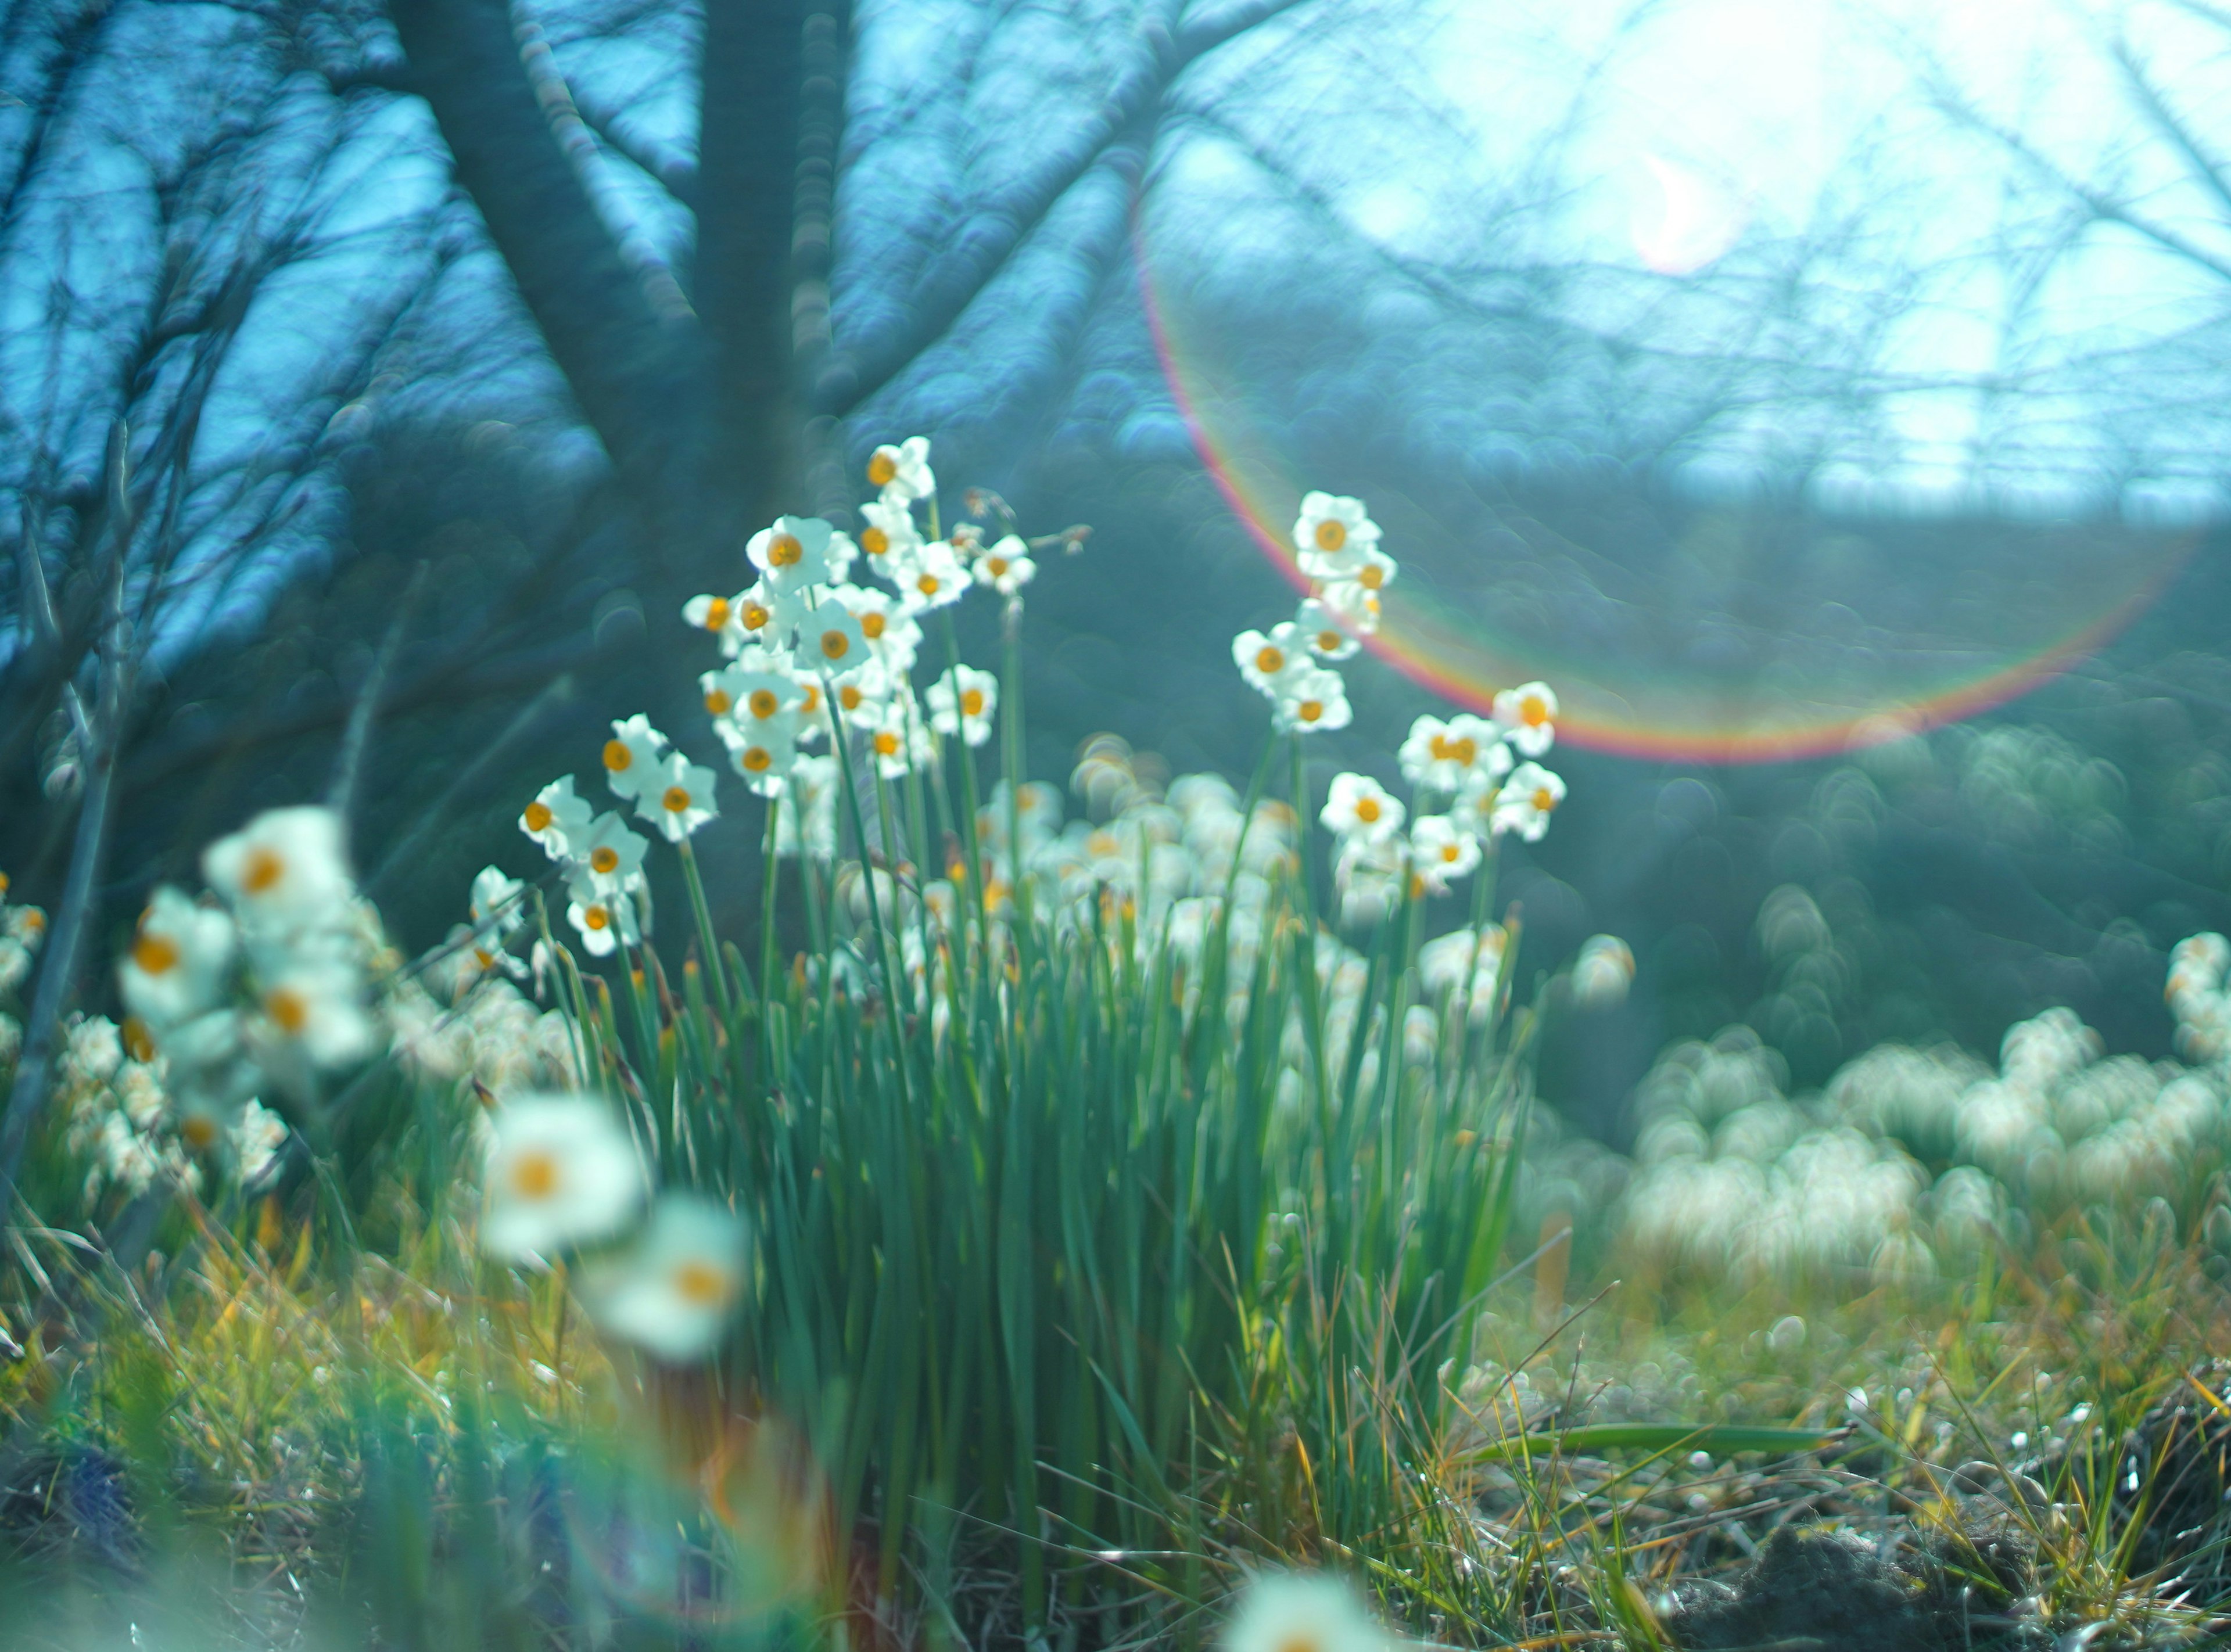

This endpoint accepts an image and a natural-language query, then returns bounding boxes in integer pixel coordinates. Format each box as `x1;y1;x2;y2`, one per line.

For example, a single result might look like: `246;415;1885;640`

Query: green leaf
1463;1423;1841;1465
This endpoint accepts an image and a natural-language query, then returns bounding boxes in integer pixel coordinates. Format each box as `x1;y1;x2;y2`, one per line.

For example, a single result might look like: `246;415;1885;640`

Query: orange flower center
265;986;309;1034
1297;700;1323;723
584;905;611;931
132;932;180;975
862;612;886;640
590;846;620;874
820;630;852;660
743;746;773;773
1317;629;1342;652
749;688;780;719
987;556;1008;577
1315;518;1347;552
702;597;730;630
873;731;901;756
243;846;285;893
673;1259;729;1306
512;1151;558;1199
1521;696;1548;727
523;800;554;832
1533;787;1557;812
604;739;632;772
1441;842;1463;863
1255;645;1284;675
767;533;803;566
868;451;898;486
799;684;822;712
663;786;692;814
705;689;733;714
743;602;770;630
838;685;862;710
861;526;889;555
916;573;940;597
180;1115;218;1151
1355;797;1380;824
1358;564;1384;590
960;688;985;717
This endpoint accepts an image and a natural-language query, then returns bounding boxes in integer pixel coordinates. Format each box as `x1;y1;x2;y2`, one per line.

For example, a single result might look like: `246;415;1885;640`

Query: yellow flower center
1255;645;1284;675
604;739;632;773
916;573;940;597
663;786;692;814
743;601;771;630
180;1115;218;1151
767;533;803;567
584;905;610;931
1521;695;1548;728
702;596;730;630
673;1259;729;1307
243;846;285;894
800;683;822;712
1358;563;1384;590
868;451;898;487
512;1150;559;1200
960;688;985;717
1317;629;1342;652
590;846;620;874
1441;842;1462;863
705;689;733;714
838;684;863;711
1533;787;1557;813
987;556;1008;577
1315;518;1347;552
820;629;852;660
265;986;309;1035
862;612;886;640
743;746;773;773
1297;700;1323;723
861;525;889;555
1355;796;1380;824
123;1018;153;1062
748;688;780;719
523;800;554;832
132;932;180;975
874;731;901;757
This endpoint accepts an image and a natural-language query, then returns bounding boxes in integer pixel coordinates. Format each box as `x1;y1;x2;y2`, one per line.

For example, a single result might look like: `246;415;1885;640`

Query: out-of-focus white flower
1408;814;1480;892
566;891;642;958
480;1093;647;1261
1314;574;1383;636
1492;762;1565;841
719;719;801;797
2;898;45;949
203;808;353;932
823;583;921;676
566;813;649;900
864;696;933;778
0;940;28;995
1572;935;1635;1008
469;867;527;942
1221;1570;1390;1652
252;958;377;1072
1292;493;1382;578
1492;681;1558;757
895;537;969;616
1295;596;1359;662
1398;714;1508;793
682;590;756;656
776;754;841;859
1232;624;1310;698
582;1192;749;1362
638;752;719;843
1419;925;1508;1015
927;666;999;747
119;886;237;1029
974;534;1036;596
747;515;838;601
800;603;872;678
1274;665;1351;734
601;715;670;802
856;494;924;570
521;775;594;860
1321;774;1404;844
232;1098;290;1186
68;1016;123;1083
866;436;934;504
1333;833;1405;928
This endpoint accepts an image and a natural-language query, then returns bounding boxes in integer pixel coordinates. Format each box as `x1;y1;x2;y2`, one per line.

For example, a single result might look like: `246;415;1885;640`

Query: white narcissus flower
1292;493;1382;579
566;890;641;957
480;1093;647;1261
1492;680;1558;756
1321;774;1405;844
895;538;969;616
469;867;526;939
1419;925;1509;1021
866;435;934;504
582;1192;750;1362
601;715;670;802
252;957;378;1071
1221;1572;1390;1652
747;515;838;601
864;696;933;778
1493;761;1565;841
1398;713;1509;793
682;590;755;656
521;775;594;860
718;719;799;797
640;752;719;842
1315;574;1383;636
1294;596;1358;661
119;886;236;1030
1408;814;1480;893
775;755;840;859
829;583;921;672
566;813;649;900
1274;666;1351;735
974;534;1036;596
855;494;924;572
203;807;354;931
800;603;872;679
926;666;999;748
1232;623;1310;698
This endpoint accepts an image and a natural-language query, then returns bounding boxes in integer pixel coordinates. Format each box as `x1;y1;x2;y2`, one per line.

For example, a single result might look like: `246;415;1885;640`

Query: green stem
677;837;733;1019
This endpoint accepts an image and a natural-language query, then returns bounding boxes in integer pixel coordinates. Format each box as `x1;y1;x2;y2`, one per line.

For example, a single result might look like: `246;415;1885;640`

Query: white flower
775;754;840;859
566;813;649;899
1419;925;1508;1008
895;537;969;616
0;940;28;995
799;604;872;678
1321;774;1405;844
1572;933;1634;1008
1408;814;1480;893
856;495;924;572
1333;834;1405;928
1492;681;1558;757
469;867;527;943
682;590;758;656
719;719;801;797
1233;624;1310;698
1398;713;1508;793
119;886;236;1029
1492;761;1565;841
726;584;791;656
1292;493;1382;578
565;891;636;954
67;1016;123;1083
1295;596;1358;661
866;435;934;504
232;1099;290;1186
480;1093;647;1262
601;714;670;802
1315;574;1384;636
863;696;933;778
638;751;719;842
824;528;859;586
747;515;837;599
521;776;594;860
705;658;806;734
1222;1571;1390;1652
926;666;998;748
203;807;353;931
828;583;921;672
252;958;377;1071
582;1192;749;1362
1275;665;1352;734
974;534;1036;596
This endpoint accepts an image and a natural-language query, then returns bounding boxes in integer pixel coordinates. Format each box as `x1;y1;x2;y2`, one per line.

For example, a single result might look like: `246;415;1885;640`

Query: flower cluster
114;807;386;1163
0;870;46;1006
1228;493;1567;926
515;757;668;958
